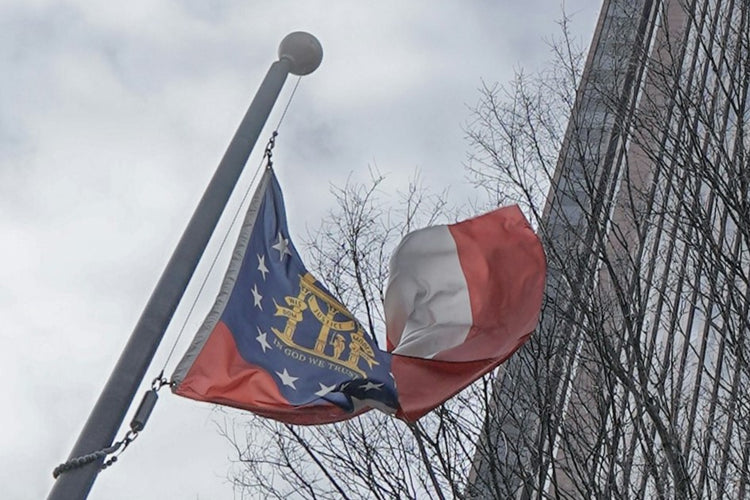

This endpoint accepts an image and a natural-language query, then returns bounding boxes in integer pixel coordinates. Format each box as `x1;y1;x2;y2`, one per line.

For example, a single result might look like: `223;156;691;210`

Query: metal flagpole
48;32;323;500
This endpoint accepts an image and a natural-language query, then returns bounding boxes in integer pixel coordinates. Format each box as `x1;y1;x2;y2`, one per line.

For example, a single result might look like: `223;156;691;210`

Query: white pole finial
278;32;323;76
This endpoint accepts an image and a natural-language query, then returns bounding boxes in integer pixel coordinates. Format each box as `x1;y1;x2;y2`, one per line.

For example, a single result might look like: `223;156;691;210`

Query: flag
384;204;546;420
171;167;546;424
172;167;398;425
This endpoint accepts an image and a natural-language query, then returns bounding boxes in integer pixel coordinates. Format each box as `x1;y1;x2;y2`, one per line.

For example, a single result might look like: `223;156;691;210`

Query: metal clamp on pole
129;373;169;433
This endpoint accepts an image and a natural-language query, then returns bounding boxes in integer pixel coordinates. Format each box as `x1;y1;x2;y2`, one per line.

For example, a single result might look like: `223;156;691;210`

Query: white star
271;232;291;261
276;368;298;389
315;383;336;397
256;327;271;353
251;284;263;310
257;254;269;280
362;381;383;392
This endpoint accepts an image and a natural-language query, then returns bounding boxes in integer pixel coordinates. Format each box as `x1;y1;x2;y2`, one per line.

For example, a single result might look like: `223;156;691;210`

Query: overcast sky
1;1;601;499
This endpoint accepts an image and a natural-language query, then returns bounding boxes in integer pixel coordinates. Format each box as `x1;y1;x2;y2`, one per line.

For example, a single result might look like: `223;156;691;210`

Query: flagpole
48;32;323;500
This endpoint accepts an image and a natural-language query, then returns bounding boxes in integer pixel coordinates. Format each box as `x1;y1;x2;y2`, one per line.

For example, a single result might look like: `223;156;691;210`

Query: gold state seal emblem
271;273;378;377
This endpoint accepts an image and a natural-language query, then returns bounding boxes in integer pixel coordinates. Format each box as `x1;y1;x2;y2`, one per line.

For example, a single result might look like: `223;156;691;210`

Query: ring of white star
256;327;271;353
276;368;298;389
251;284;263;309
315;383;336;397
257;254;269;280
271;232;291;261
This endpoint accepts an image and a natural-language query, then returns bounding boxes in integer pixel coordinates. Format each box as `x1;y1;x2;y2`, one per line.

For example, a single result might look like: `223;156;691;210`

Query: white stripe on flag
384;224;472;359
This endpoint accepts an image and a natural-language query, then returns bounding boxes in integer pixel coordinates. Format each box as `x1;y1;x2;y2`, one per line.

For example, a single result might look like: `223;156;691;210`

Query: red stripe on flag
392;355;503;422
441;206;546;362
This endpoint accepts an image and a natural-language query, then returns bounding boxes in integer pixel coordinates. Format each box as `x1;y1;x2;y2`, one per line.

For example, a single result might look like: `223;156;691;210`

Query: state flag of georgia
171;166;545;424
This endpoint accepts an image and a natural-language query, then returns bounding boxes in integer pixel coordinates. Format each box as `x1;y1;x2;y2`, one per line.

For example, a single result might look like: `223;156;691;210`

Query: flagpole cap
278;32;323;76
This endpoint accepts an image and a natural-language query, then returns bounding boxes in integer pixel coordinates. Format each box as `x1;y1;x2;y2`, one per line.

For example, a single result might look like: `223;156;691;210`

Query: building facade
469;0;750;497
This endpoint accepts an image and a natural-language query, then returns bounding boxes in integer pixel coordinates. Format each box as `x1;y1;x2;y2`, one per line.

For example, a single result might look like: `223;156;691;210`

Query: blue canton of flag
203;167;398;416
